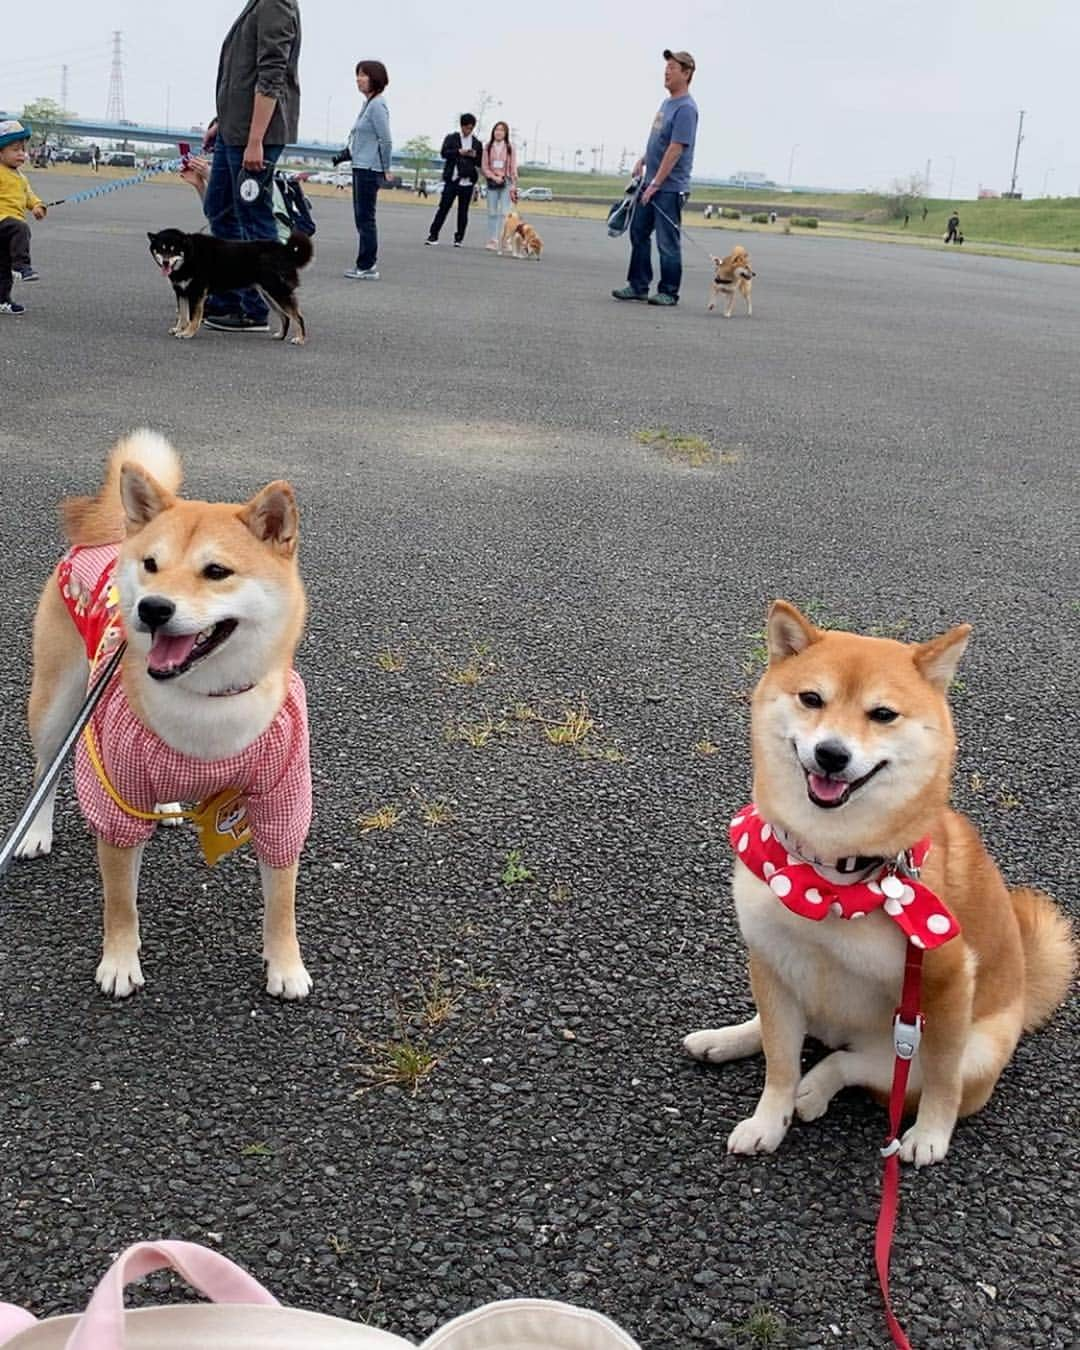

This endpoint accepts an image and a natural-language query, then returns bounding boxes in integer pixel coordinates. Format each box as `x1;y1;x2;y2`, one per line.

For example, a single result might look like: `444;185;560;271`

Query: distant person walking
426;114;480;247
944;210;961;244
202;0;302;333
334;59;391;280
481;121;517;252
612;49;698;307
91;144;100;172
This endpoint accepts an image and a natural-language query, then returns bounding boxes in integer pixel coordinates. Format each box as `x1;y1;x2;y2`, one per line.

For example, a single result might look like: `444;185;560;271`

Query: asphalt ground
0;175;1077;1348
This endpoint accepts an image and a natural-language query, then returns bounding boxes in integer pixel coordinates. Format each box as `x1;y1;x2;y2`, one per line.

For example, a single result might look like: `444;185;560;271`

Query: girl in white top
481;121;518;252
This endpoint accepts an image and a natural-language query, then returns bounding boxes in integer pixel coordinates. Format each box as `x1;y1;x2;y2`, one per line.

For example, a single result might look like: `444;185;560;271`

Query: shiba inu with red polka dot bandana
16;430;313;1002
685;601;1075;1166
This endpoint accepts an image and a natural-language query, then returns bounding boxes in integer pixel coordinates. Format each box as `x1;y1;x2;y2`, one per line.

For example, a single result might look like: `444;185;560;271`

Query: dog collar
730;803;960;949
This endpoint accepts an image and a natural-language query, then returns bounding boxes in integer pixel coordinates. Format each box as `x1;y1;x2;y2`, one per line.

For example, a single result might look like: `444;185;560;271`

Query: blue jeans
352;168;381;270
628;190;684;298
486;183;511;241
203;140;283;321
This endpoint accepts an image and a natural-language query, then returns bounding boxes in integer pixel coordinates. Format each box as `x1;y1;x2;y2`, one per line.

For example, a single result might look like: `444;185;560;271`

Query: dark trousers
0;218;32;303
352;168;381;270
628;189;684;298
428;181;474;243
202;139;284;321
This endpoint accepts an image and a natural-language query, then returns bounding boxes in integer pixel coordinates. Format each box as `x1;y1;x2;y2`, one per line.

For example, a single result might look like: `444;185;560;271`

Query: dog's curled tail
1011;886;1076;1032
286;231;314;269
62;429;182;546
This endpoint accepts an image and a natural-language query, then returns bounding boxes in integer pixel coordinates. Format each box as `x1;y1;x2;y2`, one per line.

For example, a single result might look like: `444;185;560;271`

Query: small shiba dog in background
707;245;754;316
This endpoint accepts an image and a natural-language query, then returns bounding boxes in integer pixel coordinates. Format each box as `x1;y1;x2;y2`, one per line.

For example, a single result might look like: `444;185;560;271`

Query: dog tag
880;874;906;900
191;788;251;866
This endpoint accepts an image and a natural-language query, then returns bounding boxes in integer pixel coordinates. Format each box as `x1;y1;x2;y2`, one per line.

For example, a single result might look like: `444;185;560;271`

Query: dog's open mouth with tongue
146;620;237;680
805;761;887;810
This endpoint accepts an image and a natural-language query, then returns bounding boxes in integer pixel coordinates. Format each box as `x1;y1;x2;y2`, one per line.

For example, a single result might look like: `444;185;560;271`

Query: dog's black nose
137;596;176;631
814;740;851;775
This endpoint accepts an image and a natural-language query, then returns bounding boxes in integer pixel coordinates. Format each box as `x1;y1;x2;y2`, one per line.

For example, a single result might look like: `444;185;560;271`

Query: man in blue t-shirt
613;49;698;307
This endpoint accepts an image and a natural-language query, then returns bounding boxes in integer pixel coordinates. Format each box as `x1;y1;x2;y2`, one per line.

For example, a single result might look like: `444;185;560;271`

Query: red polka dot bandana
729;803;960;950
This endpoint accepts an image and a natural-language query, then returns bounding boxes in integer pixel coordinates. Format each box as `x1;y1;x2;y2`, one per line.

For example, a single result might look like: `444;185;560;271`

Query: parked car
518;186;554;201
106;152;136;168
69;149;92;164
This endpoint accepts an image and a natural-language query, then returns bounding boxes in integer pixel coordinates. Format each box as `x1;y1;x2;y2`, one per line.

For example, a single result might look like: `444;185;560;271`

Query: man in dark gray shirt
203;0;301;332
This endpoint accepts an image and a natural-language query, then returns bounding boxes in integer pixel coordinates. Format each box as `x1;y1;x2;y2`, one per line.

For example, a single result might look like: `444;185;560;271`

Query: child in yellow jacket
0;120;46;315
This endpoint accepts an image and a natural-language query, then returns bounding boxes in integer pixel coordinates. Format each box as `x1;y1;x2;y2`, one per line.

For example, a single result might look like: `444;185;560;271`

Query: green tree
20;97;74;149
401;134;435;188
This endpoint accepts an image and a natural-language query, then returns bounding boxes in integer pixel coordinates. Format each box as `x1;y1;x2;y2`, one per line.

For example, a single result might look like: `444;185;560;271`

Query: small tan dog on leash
707;244;754;316
500;210;543;260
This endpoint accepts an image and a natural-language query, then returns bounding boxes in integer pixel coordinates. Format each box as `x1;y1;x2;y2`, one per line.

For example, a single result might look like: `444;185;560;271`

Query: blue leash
44;157;186;209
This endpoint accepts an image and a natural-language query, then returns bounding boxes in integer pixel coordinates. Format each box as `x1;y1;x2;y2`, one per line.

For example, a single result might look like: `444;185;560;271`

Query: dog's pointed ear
767;601;821;664
147;232;155;242
913;624;971;692
239;481;299;556
120;463;175;533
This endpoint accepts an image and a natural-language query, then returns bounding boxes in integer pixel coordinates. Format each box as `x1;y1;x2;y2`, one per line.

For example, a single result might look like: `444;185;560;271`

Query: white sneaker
344;267;379;279
424;238;438;246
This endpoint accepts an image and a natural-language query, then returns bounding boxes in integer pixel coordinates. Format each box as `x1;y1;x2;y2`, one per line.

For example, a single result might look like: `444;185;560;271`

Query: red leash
874;942;925;1350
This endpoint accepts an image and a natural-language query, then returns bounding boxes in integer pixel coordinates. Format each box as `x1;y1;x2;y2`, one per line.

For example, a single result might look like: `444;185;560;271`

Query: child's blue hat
0;119;32;149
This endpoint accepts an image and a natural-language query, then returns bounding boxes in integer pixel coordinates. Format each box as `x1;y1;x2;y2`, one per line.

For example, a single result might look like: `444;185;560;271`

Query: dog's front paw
899;1121;952;1167
794;1077;832;1122
728;1110;790;1156
14;818;53;860
96;950;145;999
265;959;312;1000
288;335;305;346
175;329;196;340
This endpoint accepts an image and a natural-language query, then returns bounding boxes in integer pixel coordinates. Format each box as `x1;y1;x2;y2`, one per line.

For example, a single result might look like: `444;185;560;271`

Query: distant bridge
0;113;437;170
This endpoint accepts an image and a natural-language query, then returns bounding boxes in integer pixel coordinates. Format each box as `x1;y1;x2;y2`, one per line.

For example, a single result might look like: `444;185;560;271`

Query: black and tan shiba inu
147;228;313;343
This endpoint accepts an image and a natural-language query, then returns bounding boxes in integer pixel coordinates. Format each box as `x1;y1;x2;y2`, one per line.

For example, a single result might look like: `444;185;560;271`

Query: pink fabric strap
65;1241;279;1350
0;1305;38;1344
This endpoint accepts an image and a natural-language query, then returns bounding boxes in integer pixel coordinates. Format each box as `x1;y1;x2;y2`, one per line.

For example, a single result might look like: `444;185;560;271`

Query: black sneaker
424;237;439;246
15;267;40;283
0;300;26;316
203;313;271;333
453;240;463;248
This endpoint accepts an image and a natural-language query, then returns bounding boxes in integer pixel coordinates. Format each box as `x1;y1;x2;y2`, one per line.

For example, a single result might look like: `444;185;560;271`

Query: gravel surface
0;176;1076;1348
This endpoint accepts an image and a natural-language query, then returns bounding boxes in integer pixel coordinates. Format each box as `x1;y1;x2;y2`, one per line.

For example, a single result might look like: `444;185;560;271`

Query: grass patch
735;1305;788;1347
409;965;465;1029
501;848;535;886
548;880;572;904
442;641;495;686
240;1141;274;1158
635;426;739;469
412;790;456;827
447;712;515;748
358;803;402;833
352;1033;438;1097
374;648;406;673
693;739;722;756
543;701;595;747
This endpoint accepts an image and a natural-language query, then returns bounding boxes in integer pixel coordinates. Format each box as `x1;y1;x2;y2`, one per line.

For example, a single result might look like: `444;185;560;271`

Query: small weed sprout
374;649;405;673
358;804;402;833
501;849;534;886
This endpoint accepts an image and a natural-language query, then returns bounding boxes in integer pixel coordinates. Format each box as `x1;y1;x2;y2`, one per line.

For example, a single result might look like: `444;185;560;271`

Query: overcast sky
4;1;1076;198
